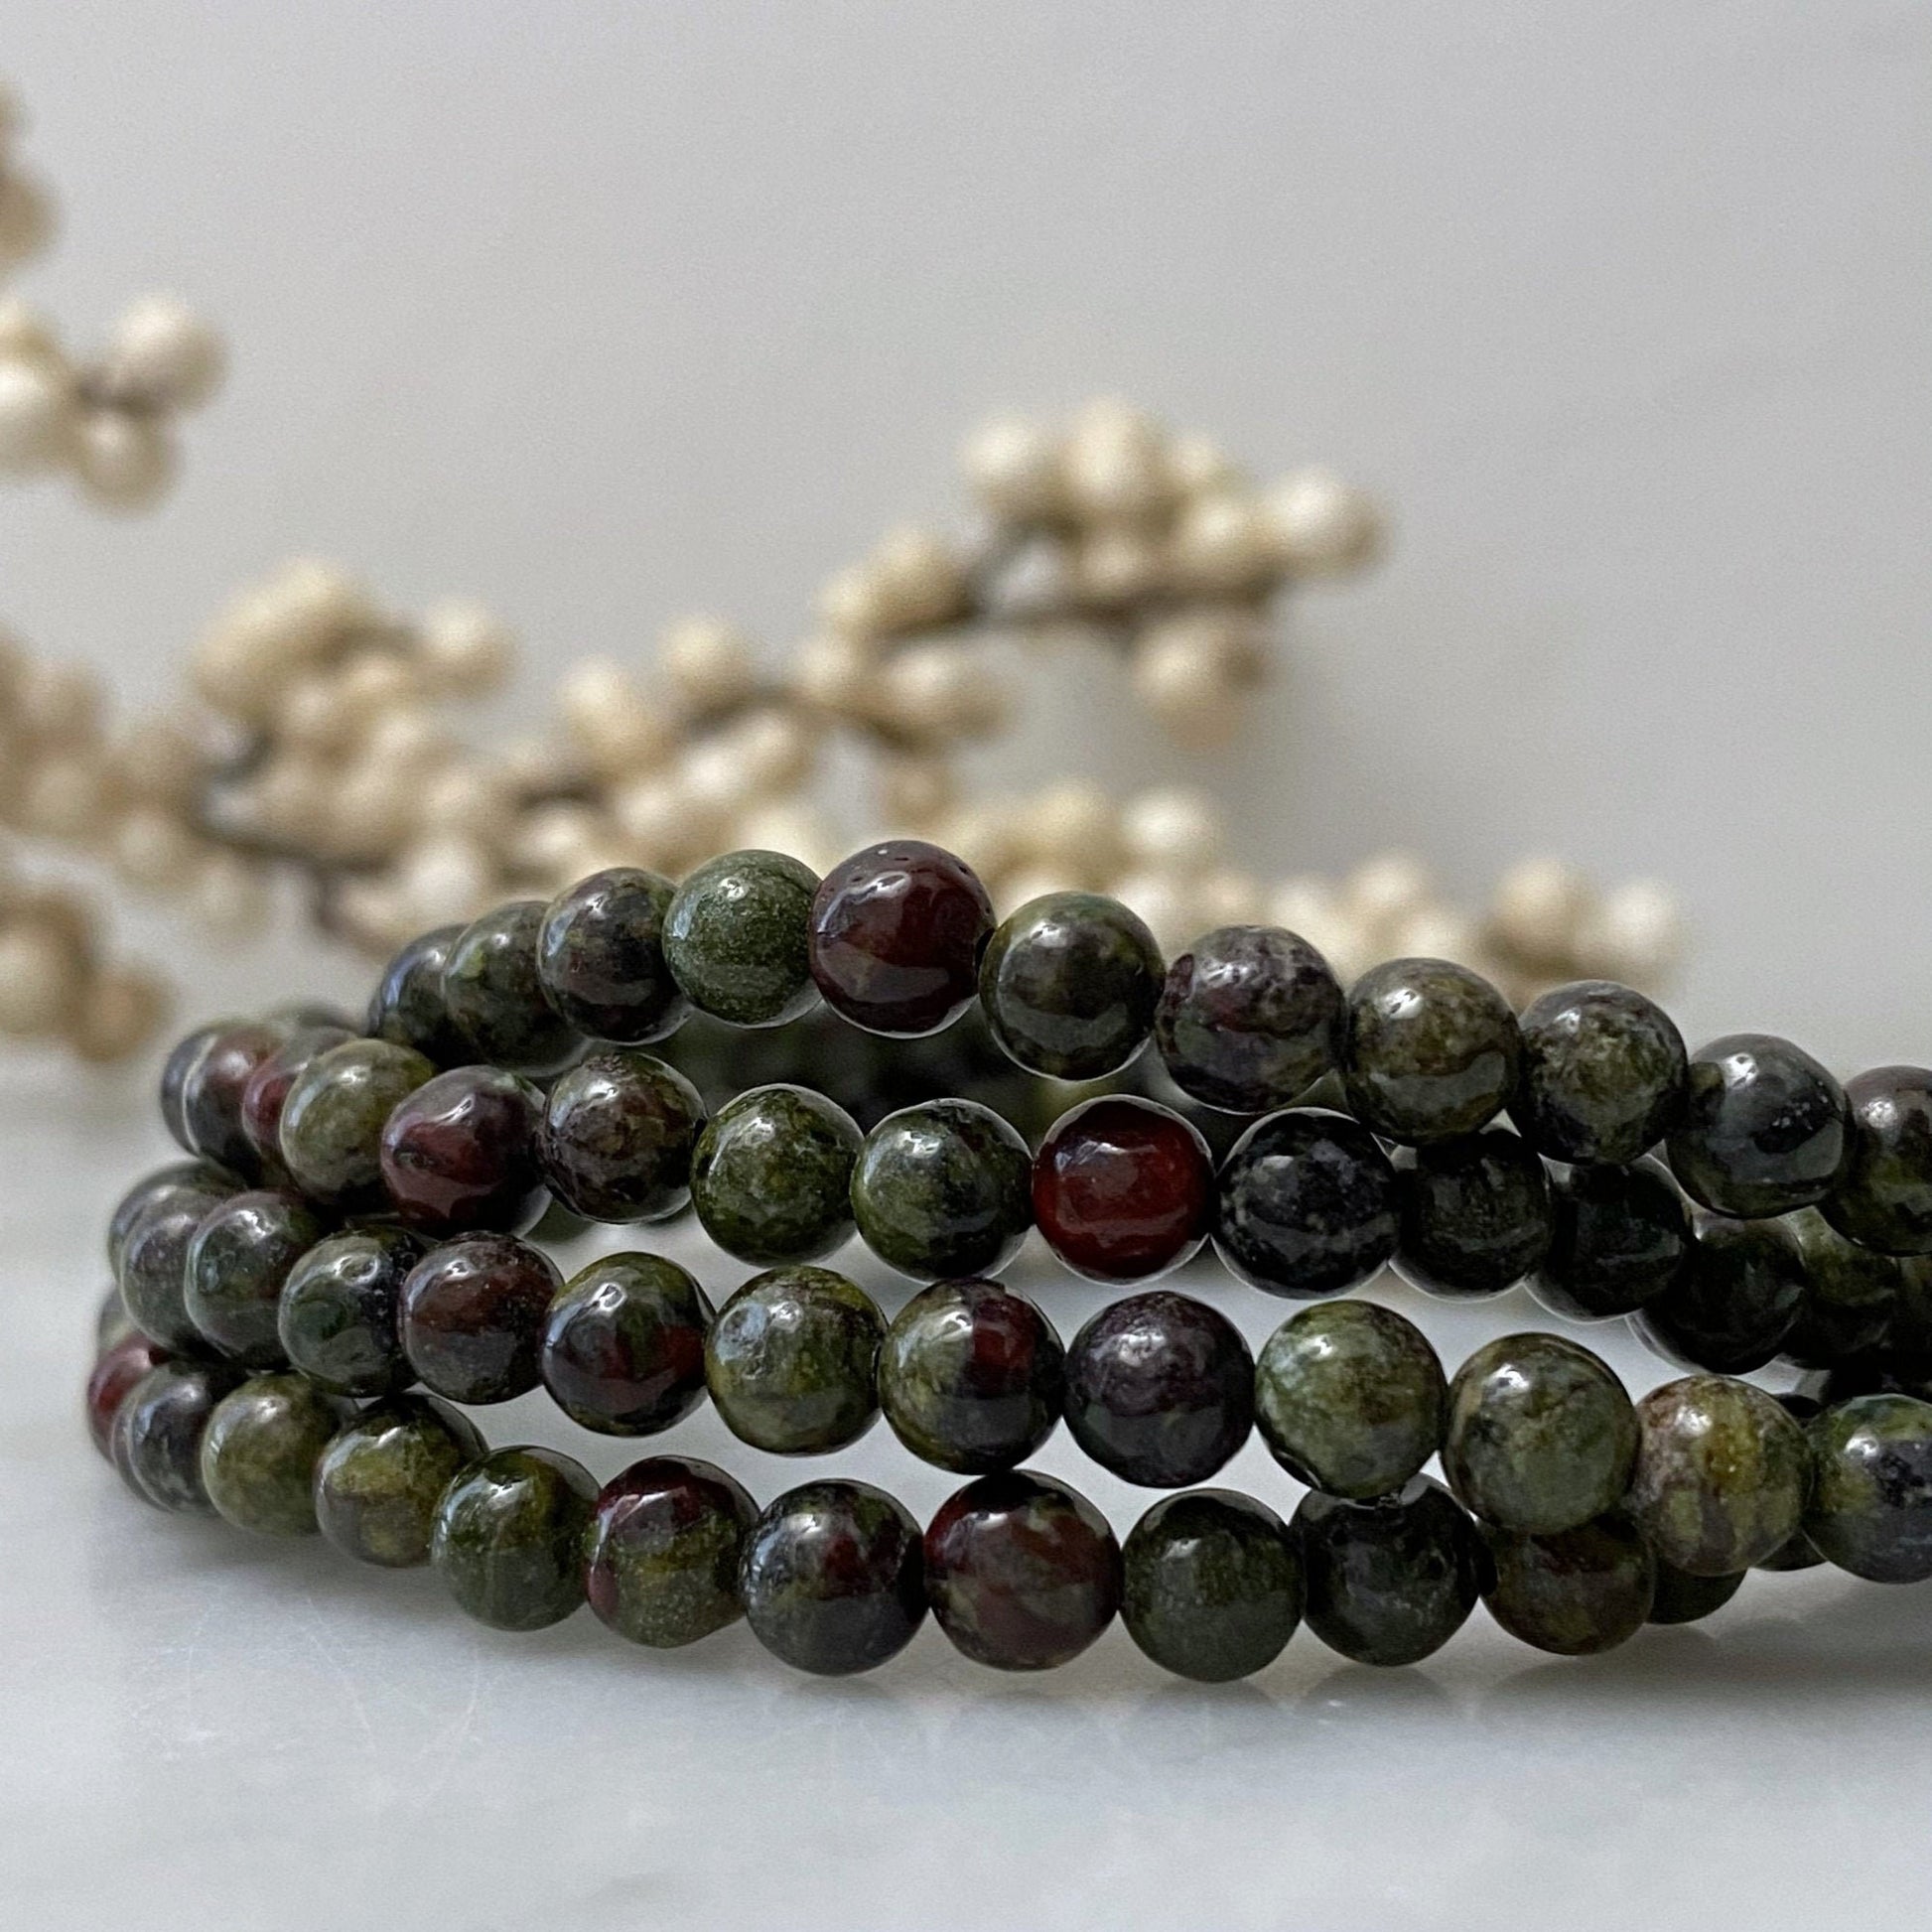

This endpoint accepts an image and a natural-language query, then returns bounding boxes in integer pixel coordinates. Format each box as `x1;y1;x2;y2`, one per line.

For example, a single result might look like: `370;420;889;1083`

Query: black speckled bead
430;1446;599;1631
1213;1108;1399;1299
365;923;471;1066
1648;1562;1745;1624
538;1049;705;1226
850;1098;1033;1280
1633;1211;1810;1375
379;1065;548;1237
1628;1374;1810;1575
1393;1129;1552;1300
110;1359;242;1513
1824;1066;1932;1256
705;1265;883;1454
1480;1510;1655;1656
1254;1300;1446;1501
399;1233;561;1405
277;1225;423;1396
1513;980;1687;1165
537;866;688;1044
1342;957;1520;1146
174;1018;293;1178
1293;1476;1485;1667
689;1083;861;1265
313;1395;485;1568
1528;1157;1689;1321
977;891;1163;1081
1803;1393;1932;1583
443;899;583;1076
107;1160;234;1279
740;1479;926;1675
1154;924;1343;1114
198;1372;348;1537
1064;1291;1254;1488
540;1251;713;1436
1666;1032;1848;1218
184;1188;327;1368
664;849;821;1030
878;1278;1063;1473
278;1037;435;1207
1780;1207;1898;1369
585;1456;756;1648
1121;1489;1302;1682
117;1175;235;1351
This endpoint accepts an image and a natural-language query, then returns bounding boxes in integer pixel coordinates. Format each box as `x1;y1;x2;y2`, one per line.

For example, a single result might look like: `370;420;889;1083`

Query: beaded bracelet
85;838;1932;1681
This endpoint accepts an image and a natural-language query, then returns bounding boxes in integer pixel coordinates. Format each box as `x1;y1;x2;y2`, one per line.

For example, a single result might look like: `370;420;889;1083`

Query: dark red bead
85;1332;169;1458
808;840;994;1037
380;1066;549;1236
399;1234;560;1404
540;1252;713;1436
1032;1095;1213;1283
176;1019;293;1177
240;1024;355;1172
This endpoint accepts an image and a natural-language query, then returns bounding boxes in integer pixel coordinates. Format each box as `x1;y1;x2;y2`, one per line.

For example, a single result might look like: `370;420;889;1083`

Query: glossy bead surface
399;1234;561;1404
1824;1065;1932;1255
379;1064;548;1236
313;1395;484;1567
1254;1300;1446;1500
537;866;687;1043
851;1098;1033;1280
1754;1393;1828;1572
878;1278;1063;1473
1633;1212;1809;1375
807;839;994;1037
689;1083;861;1264
586;1455;757;1647
1213;1108;1399;1299
539;1049;705;1224
117;1177;234;1350
1293;1476;1485;1666
705;1265;883;1454
1666;1032;1848;1217
1803;1393;1932;1583
277;1225;422;1396
430;1446;598;1631
1064;1290;1254;1487
175;1019;291;1177
365;923;470;1066
664;849;821;1029
1781;1207;1897;1369
1394;1130;1552;1300
110;1359;240;1512
1341;957;1520;1146
239;1024;355;1173
1481;1510;1655;1655
1528;1157;1689;1320
1032;1095;1212;1284
198;1372;346;1536
160;1020;228;1154
540;1251;713;1436
977;891;1163;1080
107;1160;233;1279
96;1281;139;1352
278;1037;435;1207
740;1479;926;1674
1513;980;1687;1165
925;1471;1123;1671
1647;1561;1745;1624
85;1332;168;1457
443;899;582;1075
1628;1374;1810;1575
184;1188;326;1367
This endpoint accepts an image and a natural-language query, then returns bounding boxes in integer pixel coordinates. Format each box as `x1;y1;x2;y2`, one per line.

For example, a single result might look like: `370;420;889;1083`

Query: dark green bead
690;1083;861;1265
314;1395;485;1567
110;1359;241;1513
1341;957;1520;1146
1666;1032;1848;1218
705;1265;883;1453
1444;1332;1637;1534
1121;1489;1303;1682
1393;1129;1552;1300
366;923;470;1066
1754;1394;1828;1572
1648;1561;1745;1624
585;1456;757;1648
850;1098;1033;1280
443;899;583;1075
277;1225;422;1396
1628;1374;1809;1575
1254;1300;1446;1501
1824;1066;1932;1255
184;1188;327;1368
538;1049;705;1224
663;849;821;1029
199;1372;347;1537
278;1037;435;1206
540;1251;712;1436
1804;1393;1932;1583
538;866;688;1043
1481;1510;1654;1655
431;1446;598;1630
1513;980;1687;1165
107;1159;234;1278
1780;1206;1898;1369
977;891;1163;1080
117;1179;233;1351
1633;1211;1809;1375
1528;1157;1689;1320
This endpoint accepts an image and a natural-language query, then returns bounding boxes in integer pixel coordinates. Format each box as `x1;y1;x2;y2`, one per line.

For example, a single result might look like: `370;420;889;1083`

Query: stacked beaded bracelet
86;839;1932;1681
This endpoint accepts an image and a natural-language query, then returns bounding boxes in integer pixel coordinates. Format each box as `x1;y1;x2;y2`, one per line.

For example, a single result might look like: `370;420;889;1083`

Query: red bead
240;1024;355;1172
808;840;993;1036
1031;1095;1213;1283
380;1065;549;1236
85;1332;168;1459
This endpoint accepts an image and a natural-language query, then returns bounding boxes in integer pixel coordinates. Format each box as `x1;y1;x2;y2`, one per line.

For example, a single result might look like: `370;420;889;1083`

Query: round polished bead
173;1018;293;1178
198;1372;347;1537
240;1024;354;1172
537;866;687;1043
278;1037;435;1207
1293;1476;1485;1666
807;839;994;1037
1513;980;1687;1165
924;1471;1123;1670
740;1479;926;1674
110;1359;241;1513
96;1281;139;1353
1628;1374;1810;1575
1803;1393;1932;1583
977;891;1163;1080
1154;924;1343;1114
1780;1207;1898;1369
1341;958;1520;1146
705;1265;883;1454
664;849;821;1029
1121;1489;1302;1682
1212;1108;1399;1299
160;1020;229;1155
1394;1130;1552;1300
1480;1510;1655;1655
443;899;582;1076
379;1064;548;1236
117;1176;234;1350
184;1188;327;1367
1633;1212;1809;1375
1825;1066;1932;1255
1064;1291;1253;1487
277;1225;422;1396
313;1395;484;1567
1443;1333;1637;1534
107;1160;233;1279
540;1252;712;1436
878;1278;1064;1473
365;923;470;1066
86;1332;168;1458
851;1098;1033;1279
690;1084;861;1265
539;1049;705;1225
1254;1300;1446;1500
430;1446;598;1631
586;1455;757;1647
400;1234;561;1404
1648;1561;1745;1624
1754;1393;1828;1572
1666;1033;1848;1217
1528;1157;1689;1320
1032;1095;1212;1284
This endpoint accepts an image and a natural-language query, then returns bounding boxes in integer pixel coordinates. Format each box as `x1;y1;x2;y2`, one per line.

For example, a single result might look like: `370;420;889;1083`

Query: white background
3;4;1930;1928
